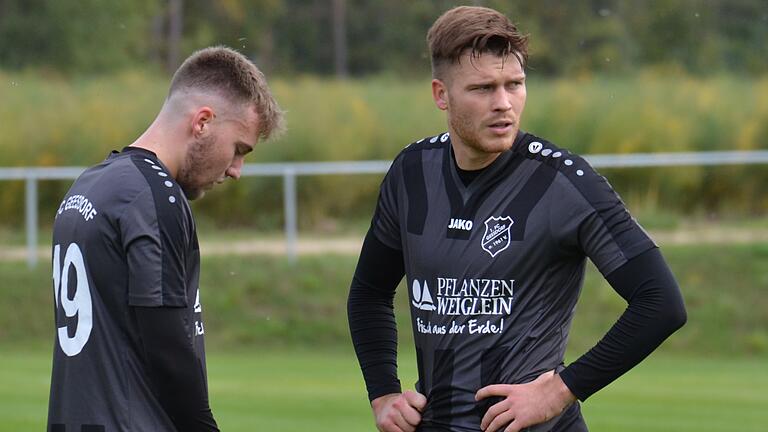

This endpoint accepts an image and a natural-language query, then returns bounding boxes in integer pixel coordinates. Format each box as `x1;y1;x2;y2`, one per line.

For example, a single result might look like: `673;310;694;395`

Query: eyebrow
496;74;527;82
471;72;526;82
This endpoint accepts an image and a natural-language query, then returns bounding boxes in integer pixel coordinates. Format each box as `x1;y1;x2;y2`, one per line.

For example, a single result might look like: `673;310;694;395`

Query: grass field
1;347;765;431
2;237;766;430
4;242;766;355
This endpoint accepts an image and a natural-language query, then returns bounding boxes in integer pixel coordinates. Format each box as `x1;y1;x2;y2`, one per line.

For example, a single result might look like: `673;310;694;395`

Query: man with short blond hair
348;7;685;432
48;46;283;431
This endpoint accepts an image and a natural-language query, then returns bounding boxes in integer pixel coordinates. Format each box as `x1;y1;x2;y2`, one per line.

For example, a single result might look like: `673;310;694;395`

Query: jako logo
448;218;473;231
411;280;436;311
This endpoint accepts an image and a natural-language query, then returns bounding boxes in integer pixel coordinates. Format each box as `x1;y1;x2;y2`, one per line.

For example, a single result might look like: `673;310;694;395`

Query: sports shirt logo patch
528;141;543;154
448;218;473;231
482;216;514;257
411;279;436;311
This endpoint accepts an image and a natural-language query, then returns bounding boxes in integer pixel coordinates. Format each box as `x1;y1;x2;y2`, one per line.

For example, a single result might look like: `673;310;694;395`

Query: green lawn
2;348;765;432
4;241;767;430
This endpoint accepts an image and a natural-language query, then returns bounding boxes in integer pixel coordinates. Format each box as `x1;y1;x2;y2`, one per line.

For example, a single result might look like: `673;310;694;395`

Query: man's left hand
475;370;576;432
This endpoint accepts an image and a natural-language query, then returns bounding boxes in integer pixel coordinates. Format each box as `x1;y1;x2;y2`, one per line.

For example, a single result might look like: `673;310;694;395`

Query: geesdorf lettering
57;194;98;222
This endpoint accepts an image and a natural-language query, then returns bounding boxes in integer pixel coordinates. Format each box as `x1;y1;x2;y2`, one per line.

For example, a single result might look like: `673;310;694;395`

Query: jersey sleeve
371;156;404;250
120;186;189;308
347;229;406;401
135;306;219;430
558;247;687;400
550;159;656;276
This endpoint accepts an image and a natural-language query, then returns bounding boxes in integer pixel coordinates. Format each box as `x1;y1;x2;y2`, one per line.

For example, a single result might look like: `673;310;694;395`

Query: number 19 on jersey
52;243;93;356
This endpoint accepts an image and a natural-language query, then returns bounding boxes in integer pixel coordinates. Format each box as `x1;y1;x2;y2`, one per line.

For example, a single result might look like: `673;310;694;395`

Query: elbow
670;307;687;333
673;301;687;330
663;297;687;334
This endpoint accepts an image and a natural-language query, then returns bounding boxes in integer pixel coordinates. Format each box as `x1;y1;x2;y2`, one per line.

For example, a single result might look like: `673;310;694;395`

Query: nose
491;87;513;112
225;157;243;180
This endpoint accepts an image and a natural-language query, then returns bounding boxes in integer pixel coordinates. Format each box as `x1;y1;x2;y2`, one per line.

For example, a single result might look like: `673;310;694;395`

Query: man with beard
47;46;283;431
348;6;686;432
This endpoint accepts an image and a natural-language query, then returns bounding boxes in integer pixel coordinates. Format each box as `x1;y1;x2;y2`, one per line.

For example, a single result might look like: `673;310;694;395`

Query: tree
332;0;348;78
0;0;161;73
168;0;184;73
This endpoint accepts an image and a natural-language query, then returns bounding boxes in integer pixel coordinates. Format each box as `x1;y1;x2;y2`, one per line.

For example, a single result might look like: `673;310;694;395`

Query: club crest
482;216;514;257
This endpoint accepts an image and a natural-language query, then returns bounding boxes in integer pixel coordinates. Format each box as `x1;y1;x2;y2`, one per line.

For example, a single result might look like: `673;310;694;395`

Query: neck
129;120;183;178
450;140;501;171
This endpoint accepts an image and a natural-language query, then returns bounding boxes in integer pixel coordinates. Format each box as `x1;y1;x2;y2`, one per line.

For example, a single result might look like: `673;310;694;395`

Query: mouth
487;120;515;134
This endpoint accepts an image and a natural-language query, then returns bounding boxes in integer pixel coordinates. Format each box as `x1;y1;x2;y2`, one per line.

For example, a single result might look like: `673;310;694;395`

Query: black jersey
371;131;656;431
48;147;209;431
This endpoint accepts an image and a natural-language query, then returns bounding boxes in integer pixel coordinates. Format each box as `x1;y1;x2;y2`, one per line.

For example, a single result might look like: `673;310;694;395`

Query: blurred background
0;1;766;431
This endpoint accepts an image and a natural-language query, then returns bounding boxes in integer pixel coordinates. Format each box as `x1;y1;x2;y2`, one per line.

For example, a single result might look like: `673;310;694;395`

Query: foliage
0;0;766;77
1;72;767;228
3;243;767;356
0;0;160;73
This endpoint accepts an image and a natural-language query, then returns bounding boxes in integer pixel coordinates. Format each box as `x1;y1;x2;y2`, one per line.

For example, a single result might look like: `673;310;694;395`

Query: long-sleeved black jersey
349;131;686;431
48;147;217;431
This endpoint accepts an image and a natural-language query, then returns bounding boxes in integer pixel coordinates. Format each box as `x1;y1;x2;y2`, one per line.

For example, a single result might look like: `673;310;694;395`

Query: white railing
2;150;768;267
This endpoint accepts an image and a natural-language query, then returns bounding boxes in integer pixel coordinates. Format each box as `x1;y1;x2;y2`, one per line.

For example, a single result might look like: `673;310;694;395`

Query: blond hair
169;46;284;140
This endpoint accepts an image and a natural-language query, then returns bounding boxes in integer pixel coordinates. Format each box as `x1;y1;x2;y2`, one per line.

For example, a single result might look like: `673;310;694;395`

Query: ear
432;79;449;111
191;106;215;138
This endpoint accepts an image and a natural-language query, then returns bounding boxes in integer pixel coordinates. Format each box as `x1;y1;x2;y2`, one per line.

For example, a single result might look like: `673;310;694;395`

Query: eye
507;80;524;90
235;142;252;156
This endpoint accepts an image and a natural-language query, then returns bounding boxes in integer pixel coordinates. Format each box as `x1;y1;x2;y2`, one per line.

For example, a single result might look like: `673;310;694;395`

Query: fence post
283;169;298;262
25;176;38;268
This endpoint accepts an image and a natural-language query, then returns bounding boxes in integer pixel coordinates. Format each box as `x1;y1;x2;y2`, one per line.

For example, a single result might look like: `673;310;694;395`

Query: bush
1;71;767;229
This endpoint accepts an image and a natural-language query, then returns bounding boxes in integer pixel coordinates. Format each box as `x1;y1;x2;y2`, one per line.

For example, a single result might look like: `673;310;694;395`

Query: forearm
559;248;687;400
348;230;406;401
135;307;219;431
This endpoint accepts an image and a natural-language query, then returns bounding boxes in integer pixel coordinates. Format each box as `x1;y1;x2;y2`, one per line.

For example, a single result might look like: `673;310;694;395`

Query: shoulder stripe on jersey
129;154;190;306
405;133;448;153
516;132;654;258
403;149;428;235
562;165;654;259
504;162;558;241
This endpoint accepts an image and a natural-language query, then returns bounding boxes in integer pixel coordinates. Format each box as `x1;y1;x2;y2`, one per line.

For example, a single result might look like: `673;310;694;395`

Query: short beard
176;135;213;200
448;106;482;151
448;108;517;155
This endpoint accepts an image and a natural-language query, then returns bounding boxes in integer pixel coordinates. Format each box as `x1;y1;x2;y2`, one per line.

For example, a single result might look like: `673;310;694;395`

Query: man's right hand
371;391;427;432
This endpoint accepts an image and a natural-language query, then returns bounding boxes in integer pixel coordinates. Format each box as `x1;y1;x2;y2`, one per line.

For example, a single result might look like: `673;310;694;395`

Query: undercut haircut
168;46;284;141
427;6;529;80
